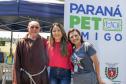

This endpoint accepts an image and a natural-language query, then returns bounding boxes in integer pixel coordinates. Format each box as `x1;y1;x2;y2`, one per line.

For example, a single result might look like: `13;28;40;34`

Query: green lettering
92;17;101;30
70;15;80;28
81;16;90;29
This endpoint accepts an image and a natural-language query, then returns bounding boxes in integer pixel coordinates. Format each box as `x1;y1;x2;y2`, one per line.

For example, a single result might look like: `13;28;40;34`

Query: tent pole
10;30;13;56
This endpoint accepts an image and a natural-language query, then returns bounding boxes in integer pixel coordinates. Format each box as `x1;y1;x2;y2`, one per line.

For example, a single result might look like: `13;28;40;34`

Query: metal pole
10;30;13;56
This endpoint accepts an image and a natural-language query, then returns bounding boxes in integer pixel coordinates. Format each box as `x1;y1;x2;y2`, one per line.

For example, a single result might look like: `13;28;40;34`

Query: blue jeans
49;67;71;84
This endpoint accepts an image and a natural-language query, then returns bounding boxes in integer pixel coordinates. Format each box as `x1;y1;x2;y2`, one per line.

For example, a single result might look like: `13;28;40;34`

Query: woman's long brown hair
49;22;68;56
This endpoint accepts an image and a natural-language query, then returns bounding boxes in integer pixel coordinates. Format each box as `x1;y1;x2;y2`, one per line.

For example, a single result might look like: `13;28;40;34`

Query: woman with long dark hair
47;23;73;84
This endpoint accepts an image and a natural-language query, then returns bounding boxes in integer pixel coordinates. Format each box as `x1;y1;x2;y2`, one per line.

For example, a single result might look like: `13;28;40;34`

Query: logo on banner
105;63;118;80
103;18;122;31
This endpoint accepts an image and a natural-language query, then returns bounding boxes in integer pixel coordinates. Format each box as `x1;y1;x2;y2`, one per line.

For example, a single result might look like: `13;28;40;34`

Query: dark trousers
49;67;71;84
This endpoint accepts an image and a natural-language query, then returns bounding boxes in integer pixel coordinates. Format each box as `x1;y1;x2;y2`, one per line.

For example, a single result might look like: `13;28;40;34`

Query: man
13;20;49;84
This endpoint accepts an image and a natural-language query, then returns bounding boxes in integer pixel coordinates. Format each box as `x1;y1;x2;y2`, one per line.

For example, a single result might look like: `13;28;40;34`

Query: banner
64;0;126;84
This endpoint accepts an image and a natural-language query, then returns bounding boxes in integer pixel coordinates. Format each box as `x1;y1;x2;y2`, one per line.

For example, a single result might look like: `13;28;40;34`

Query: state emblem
105;65;118;80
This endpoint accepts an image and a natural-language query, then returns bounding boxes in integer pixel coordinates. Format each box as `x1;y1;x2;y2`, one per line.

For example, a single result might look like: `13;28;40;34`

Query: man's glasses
30;26;39;29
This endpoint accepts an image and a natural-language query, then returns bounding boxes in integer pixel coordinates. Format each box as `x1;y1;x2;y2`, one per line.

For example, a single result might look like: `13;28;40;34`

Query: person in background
0;51;4;63
47;23;73;84
13;20;49;84
47;36;50;40
68;28;105;84
5;54;14;64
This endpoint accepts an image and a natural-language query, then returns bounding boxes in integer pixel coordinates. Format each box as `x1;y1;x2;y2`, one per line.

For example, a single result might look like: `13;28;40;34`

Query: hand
99;80;105;84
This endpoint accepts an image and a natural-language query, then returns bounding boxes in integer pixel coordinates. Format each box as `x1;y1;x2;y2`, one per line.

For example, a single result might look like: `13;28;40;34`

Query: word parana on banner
70;3;122;17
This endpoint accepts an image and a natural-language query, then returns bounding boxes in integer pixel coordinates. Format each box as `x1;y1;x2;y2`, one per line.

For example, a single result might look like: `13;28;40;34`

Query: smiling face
52;25;63;42
27;21;40;37
69;30;81;46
